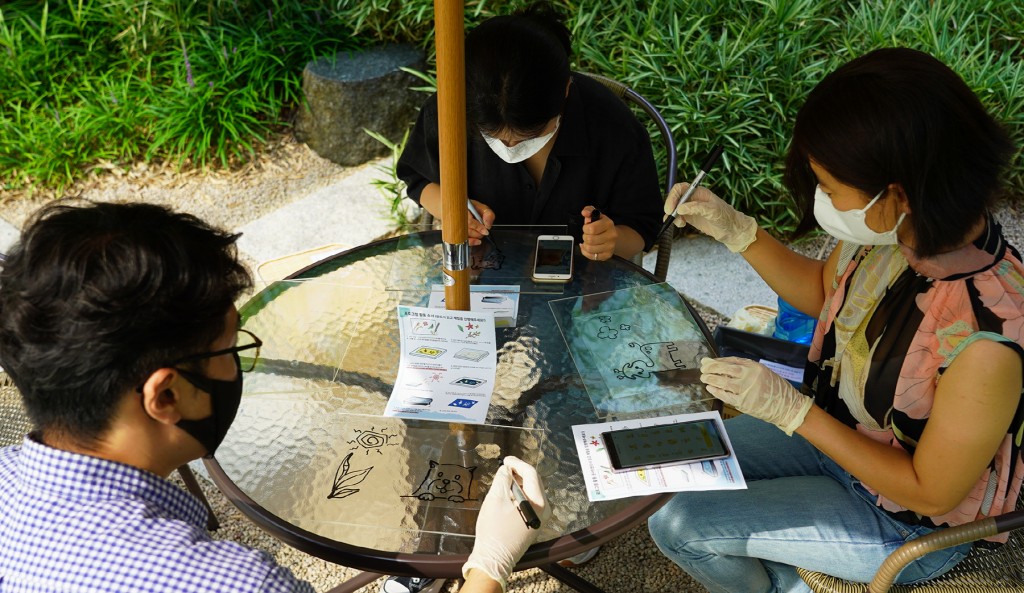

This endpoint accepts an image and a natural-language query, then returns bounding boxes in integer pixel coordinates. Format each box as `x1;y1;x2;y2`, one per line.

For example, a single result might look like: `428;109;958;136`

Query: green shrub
3;0;1021;235
0;0;357;190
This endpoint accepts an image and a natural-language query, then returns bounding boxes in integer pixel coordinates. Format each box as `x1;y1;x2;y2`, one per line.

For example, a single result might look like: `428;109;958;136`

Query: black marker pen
509;477;541;529
500;460;541;529
658;145;724;238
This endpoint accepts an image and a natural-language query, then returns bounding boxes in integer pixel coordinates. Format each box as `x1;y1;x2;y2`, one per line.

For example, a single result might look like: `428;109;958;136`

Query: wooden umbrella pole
434;0;471;311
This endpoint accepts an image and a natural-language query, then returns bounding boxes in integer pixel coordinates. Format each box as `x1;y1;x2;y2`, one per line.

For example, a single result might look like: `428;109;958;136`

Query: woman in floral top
649;47;1023;592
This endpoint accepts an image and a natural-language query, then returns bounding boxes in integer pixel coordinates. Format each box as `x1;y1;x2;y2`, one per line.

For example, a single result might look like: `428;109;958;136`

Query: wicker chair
418;72;678;282
0;370;221;531
797;499;1024;593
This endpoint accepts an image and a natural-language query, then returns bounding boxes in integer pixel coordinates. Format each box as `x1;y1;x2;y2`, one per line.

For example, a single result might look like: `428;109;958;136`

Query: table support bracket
538;562;611;593
441;241;468;271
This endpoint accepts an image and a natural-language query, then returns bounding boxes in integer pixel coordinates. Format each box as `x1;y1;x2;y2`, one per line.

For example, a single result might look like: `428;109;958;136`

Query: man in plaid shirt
0;202;547;593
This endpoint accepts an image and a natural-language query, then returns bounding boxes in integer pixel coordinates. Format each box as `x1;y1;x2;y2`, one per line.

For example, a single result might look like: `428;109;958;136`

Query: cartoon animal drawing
613;341;703;380
472;250;506;270
614;359;653;380
409;461;477;503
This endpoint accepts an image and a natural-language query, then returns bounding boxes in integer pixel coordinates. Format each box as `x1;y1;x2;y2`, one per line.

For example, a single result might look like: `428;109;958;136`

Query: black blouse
397;74;664;250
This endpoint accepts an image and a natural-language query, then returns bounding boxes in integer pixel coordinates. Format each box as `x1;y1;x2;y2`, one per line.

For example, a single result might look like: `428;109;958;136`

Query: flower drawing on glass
327;452;373;500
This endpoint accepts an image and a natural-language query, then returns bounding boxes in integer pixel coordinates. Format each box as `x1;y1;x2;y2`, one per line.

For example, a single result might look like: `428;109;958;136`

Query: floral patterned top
805;215;1024;542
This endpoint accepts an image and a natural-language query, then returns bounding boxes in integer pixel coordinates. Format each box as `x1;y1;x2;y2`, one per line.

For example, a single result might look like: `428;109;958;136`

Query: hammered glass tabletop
214;229;715;555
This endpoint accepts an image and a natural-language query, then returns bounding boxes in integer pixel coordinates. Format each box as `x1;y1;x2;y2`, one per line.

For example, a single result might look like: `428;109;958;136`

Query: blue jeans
647;415;971;593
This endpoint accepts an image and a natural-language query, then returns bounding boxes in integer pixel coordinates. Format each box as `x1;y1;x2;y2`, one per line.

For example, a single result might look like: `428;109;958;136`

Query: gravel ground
0;135;357;237
5;134;1023;593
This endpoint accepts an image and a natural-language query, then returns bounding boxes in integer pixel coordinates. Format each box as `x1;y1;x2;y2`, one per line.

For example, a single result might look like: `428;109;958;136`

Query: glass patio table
205;227;718;593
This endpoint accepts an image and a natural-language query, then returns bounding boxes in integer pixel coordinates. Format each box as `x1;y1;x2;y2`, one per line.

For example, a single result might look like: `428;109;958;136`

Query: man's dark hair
0;201;252;444
785;47;1014;256
465;1;572;137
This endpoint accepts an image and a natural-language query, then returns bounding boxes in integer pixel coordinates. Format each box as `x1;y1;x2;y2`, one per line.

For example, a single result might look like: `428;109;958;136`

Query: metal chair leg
177;464;220;531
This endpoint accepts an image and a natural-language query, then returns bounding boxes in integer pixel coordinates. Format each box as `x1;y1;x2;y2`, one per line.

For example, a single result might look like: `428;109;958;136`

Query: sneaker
556;545;601;567
380;576;445;593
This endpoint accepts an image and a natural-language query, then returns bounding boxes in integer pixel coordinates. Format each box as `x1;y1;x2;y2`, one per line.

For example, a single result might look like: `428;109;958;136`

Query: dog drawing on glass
409;461;477;503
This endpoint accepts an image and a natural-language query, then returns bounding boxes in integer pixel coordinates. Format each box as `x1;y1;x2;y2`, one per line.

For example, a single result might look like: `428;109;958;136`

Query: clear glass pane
548;283;716;419
218;409;547;553
240;280;377;397
386;225;570;294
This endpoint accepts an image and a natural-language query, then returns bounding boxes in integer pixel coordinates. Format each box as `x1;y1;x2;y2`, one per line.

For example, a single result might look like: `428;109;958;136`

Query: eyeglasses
170;328;263;373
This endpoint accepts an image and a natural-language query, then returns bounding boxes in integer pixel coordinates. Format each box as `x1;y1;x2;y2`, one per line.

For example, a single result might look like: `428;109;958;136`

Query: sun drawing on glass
347;426;398;455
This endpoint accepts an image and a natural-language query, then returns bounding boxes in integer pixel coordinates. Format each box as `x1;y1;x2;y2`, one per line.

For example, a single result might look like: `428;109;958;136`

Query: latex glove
463;456;550;591
700;356;813;435
580;205;617;261
663;183;758;253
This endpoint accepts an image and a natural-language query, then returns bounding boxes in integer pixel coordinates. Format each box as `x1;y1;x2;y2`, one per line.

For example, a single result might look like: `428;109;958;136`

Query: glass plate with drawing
548;283;716;419
217;407;549;554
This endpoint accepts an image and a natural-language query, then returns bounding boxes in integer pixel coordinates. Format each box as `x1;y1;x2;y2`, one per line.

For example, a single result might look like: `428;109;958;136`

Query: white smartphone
531;235;574;283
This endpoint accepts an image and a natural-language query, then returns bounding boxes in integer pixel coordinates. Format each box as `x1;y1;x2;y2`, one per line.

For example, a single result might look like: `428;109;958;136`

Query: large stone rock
295;44;426;166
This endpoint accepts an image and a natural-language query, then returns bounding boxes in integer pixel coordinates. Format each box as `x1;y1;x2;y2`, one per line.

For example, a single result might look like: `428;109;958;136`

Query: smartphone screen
602;419;729;471
533;236;574;281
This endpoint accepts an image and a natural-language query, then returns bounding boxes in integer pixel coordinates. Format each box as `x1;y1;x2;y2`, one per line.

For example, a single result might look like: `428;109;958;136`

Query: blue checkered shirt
0;436;316;592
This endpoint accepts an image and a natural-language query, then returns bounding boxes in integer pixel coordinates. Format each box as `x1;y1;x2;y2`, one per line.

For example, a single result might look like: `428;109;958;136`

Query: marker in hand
501;460;540;529
657;145;725;238
467;200;501;253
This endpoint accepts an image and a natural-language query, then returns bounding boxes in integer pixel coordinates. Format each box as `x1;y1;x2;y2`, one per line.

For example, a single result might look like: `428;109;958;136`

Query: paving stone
0;218;19;256
235;158;399;272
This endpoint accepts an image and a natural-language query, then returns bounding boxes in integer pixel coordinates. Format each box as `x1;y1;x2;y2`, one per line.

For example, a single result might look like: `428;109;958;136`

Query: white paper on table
385;305;497;424
427;284;521;328
572;411;747;502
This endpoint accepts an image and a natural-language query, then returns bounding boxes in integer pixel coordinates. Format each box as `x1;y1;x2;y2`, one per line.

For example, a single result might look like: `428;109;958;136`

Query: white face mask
813;185;905;245
481;116;560;164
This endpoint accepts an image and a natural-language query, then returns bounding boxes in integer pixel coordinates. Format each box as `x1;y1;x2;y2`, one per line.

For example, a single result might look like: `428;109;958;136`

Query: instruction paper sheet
572;411;747;501
385;305;497;424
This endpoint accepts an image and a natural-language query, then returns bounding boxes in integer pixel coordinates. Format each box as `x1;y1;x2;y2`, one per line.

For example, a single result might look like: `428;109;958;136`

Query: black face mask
174;352;244;457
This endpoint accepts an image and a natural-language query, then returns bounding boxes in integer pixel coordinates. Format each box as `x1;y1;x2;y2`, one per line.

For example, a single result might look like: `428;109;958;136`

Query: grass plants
0;0;357;190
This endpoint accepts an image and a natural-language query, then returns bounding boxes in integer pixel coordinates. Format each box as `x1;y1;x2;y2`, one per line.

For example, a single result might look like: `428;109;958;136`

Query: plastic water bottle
772;296;816;345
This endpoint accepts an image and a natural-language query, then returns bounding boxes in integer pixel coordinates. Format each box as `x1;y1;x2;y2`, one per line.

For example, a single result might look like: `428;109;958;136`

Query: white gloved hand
663;183;758;253
463;456;550;591
700;356;813;435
